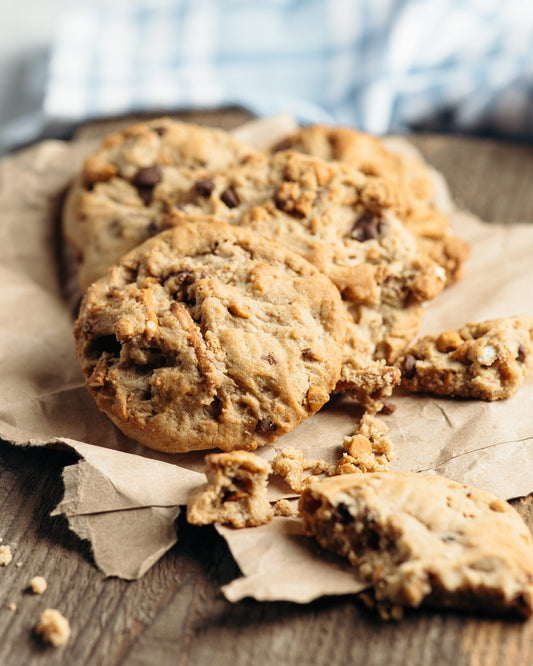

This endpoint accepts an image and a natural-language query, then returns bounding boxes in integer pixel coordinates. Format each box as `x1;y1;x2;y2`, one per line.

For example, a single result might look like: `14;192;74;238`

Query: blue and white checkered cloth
5;0;533;151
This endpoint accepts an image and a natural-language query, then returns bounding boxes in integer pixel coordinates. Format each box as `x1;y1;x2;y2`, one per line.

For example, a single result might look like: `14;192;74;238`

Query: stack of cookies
67;117;484;451
66;118;533;618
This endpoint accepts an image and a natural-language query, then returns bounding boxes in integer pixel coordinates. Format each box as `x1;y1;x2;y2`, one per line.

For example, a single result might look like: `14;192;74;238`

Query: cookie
272;124;470;284
401;316;533;400
299;472;533;617
74;221;346;454
168;149;446;406
187;451;273;528
63;117;260;290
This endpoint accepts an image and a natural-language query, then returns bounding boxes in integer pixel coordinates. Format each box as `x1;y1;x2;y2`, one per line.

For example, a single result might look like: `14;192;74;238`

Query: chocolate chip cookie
401;315;533;400
74;221;346;453
168;149;446;407
63;117;260;290
300;472;533;618
272;124;470;284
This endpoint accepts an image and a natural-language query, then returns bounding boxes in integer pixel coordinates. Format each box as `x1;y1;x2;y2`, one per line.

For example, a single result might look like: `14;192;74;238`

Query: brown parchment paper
1;117;532;595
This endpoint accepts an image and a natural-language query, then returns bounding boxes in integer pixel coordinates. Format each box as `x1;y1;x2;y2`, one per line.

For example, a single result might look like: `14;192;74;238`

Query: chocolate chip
366;528;380;550
194;178;215;197
380;401;397;415
133;165;162;188
220;186;240;209
256;417;277;434
261;354;277;365
146;221;159;237
207;396;222;420
349;213;383;242
272;139;292;152
153;126;167;136
518;345;526;363
91;335;121;358
334;502;354;525
403;354;417;379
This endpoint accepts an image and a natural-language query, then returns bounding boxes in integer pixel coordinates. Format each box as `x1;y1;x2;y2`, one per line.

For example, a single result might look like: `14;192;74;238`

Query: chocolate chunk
380;401;397;415
334;502;354;525
350;214;383;242
261;354;277;365
91;335;121;358
153;126;167;136
194;178;215;197
146;221;159;237
272;139;292;152
403;354;417;379
518;345;526;363
256;417;277;434
133;165;162;188
220;186;240;209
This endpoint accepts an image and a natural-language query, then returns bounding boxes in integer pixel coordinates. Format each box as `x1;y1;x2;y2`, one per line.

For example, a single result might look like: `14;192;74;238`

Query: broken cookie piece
187;451;273;528
401;316;533;400
299;472;533;618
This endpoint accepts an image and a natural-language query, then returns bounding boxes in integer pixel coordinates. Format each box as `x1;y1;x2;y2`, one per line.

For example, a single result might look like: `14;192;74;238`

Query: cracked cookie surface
272;124;470;284
63;116;260;290
300;472;533;617
74;221;346;453
401;316;533;400
168;149;446;407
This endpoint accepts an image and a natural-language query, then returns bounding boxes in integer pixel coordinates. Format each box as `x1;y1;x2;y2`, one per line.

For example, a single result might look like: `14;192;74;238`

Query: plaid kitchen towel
4;0;533;152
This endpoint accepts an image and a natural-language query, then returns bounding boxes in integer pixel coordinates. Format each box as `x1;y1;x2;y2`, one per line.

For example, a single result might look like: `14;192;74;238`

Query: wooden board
1;111;533;665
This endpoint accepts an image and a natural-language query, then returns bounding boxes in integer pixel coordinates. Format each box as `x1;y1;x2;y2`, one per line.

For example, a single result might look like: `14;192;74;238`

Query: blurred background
1;0;532;154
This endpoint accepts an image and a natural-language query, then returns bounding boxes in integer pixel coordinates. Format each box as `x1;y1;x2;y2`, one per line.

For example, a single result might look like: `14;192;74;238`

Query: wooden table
1;111;533;665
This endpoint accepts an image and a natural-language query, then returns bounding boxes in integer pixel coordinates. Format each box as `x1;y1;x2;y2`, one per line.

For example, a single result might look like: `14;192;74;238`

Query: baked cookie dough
169;149;446;408
401;315;533;400
187;451;273;528
74;221;346;453
271;124;470;284
299;472;533;618
63;117;260;290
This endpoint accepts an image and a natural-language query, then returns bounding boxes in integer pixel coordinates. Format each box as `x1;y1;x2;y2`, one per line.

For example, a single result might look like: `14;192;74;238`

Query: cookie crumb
7;602;16;612
35;609;71;647
30;576;48;595
271;448;331;493
332;413;393;476
273;499;298;517
15;561;23;568
0;544;13;566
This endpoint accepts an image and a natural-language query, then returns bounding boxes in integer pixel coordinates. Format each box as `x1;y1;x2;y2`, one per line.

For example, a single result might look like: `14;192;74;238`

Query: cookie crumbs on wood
30;576;48;595
35;609;71;647
7;603;16;612
0;544;13;566
187;451;273;528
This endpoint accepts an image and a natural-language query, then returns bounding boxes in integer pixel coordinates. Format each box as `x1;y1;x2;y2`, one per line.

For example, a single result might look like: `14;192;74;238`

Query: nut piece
30;576;48;595
35;609;71;647
0;544;12;566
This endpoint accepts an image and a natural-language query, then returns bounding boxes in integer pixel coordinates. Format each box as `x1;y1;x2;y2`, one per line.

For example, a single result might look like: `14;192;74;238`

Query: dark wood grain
1;115;533;666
